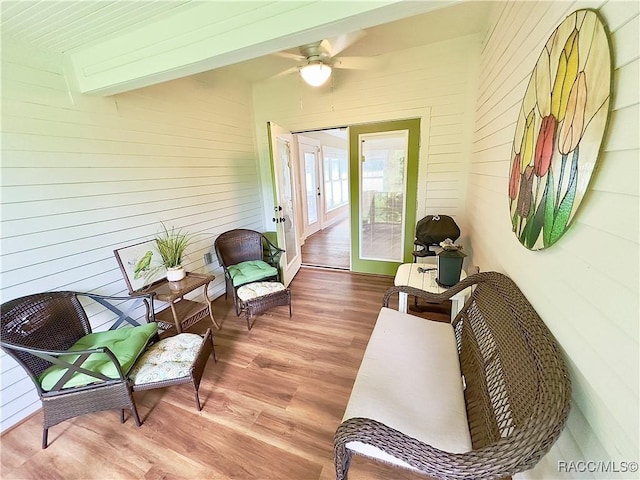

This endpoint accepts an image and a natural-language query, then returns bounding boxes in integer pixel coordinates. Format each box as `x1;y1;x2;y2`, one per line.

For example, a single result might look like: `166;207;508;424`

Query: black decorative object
437;239;466;287
413;214;460;259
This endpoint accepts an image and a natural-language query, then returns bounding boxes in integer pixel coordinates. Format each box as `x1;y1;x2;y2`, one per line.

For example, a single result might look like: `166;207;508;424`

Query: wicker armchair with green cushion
214;229;284;316
0;291;158;448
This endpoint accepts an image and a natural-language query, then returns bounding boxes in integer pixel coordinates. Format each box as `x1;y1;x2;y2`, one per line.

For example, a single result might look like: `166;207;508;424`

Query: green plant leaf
543;170;556;247
525;176;549;249
519;216;530;243
511;206;519;232
519;194;536;245
155;222;192;268
550;147;579;245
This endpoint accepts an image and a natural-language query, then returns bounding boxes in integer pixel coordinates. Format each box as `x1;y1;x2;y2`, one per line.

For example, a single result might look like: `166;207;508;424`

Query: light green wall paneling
467;1;639;478
0;36;263;432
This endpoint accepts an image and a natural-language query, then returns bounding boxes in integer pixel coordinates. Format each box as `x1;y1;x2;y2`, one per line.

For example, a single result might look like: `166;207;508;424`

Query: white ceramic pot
166;266;186;282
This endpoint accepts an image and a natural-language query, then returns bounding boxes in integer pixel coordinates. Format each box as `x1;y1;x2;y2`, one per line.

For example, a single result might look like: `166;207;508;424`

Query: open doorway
293;118;419;274
295;128;350;270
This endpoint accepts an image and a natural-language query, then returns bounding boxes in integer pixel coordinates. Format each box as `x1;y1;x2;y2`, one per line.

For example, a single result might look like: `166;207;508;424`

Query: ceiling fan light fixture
300;62;332;87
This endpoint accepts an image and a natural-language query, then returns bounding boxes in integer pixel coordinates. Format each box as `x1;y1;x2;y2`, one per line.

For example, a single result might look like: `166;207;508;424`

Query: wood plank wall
0;36;263;432
467;1;639;477
251;34;482;241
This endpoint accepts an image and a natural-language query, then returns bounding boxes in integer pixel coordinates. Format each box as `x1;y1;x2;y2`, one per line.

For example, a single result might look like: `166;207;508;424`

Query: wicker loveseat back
335;272;571;480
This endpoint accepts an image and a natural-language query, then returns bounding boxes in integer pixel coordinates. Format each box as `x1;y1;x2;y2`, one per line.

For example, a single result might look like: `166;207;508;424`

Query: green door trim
349;118;420;275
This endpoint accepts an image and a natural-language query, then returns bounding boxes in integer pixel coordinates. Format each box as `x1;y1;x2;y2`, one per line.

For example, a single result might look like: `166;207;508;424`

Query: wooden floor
301;219;350;270
1;268;432;480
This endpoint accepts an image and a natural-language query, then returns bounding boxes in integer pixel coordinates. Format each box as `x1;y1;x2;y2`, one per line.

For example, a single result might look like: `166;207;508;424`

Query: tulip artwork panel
508;9;611;250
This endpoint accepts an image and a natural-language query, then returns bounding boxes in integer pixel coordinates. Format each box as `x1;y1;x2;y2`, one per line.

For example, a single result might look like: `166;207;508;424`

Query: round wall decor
508;9;611;250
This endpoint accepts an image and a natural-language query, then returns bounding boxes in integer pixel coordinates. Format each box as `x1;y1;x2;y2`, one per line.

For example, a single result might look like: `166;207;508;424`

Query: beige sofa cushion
342;307;472;469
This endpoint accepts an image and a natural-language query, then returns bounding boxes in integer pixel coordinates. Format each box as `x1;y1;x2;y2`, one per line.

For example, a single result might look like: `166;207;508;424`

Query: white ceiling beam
65;0;458;96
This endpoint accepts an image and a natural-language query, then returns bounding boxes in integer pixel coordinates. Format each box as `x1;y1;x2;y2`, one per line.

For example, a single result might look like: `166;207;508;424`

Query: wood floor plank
301;219;350;270
1;267;431;480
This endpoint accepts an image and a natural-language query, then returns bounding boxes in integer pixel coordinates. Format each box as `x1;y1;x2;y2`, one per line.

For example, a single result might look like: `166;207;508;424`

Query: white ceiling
219;1;494;83
1;1;495;90
0;1;199;53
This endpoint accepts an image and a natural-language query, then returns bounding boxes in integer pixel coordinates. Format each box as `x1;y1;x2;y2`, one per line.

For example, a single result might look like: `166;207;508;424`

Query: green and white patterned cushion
237;281;286;302
129;333;203;385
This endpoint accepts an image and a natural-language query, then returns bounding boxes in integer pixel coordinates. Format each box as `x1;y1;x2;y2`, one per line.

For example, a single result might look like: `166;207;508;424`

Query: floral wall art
508;9;612;250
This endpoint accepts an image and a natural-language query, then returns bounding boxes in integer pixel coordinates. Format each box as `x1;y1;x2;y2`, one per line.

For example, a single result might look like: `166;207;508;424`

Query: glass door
267;122;302;286
349;119;420;275
298;137;322;238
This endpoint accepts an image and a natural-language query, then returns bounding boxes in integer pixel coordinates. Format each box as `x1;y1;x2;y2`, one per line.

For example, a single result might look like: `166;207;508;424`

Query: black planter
437;248;467;287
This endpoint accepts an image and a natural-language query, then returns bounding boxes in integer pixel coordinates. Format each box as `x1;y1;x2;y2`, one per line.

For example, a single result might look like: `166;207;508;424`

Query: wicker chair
1;291;158;448
214;229;284;315
334;272;571;479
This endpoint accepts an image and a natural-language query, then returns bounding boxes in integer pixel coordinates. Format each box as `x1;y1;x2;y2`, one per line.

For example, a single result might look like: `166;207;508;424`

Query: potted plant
155;223;192;282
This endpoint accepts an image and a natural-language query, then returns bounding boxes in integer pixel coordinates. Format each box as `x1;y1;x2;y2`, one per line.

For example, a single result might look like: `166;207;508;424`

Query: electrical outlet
203;253;213;265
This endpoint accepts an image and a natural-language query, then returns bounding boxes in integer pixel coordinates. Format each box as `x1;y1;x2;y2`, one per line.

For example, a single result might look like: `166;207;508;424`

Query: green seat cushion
228;260;277;287
39;322;157;391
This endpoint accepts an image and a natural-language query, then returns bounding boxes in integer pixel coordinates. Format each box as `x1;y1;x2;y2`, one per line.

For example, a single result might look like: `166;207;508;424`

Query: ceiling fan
272;31;374;87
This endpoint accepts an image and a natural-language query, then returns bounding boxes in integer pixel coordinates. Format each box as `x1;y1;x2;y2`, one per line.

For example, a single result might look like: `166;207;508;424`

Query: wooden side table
135;272;219;333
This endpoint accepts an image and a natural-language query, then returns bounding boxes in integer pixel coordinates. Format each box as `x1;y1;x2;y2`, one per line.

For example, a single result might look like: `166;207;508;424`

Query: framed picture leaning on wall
114;240;166;294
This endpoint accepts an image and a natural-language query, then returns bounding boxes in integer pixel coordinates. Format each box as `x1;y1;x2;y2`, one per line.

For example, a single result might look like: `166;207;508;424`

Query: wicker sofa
334;272;571;480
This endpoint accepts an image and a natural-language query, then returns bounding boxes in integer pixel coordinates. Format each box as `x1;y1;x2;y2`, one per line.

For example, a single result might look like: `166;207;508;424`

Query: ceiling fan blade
272;51;305;62
322;30;366;57
268;66;300;80
333;56;382;70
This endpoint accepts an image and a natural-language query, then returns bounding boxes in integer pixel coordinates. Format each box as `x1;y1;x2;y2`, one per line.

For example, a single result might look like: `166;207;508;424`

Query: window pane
359;131;407;262
304;152;318;225
322;147;349;212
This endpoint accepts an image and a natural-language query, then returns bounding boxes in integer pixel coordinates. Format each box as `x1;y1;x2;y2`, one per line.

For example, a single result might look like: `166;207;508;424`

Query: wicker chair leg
120;409;125;423
130;403;142;426
193;383;202;411
246;311;253;330
42;428;48;449
234;293;242;317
